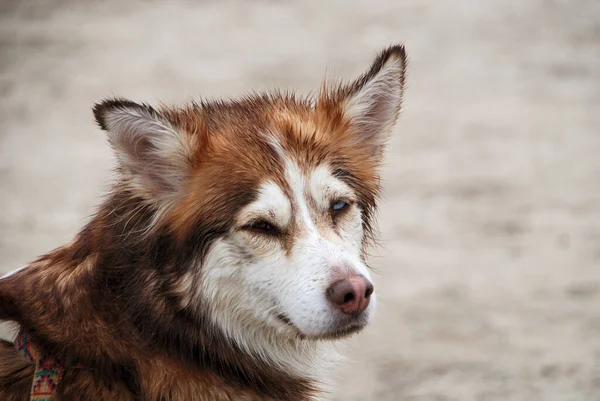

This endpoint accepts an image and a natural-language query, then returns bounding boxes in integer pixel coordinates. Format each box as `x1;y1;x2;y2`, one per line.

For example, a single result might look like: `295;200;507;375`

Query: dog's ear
326;45;407;155
93;98;197;202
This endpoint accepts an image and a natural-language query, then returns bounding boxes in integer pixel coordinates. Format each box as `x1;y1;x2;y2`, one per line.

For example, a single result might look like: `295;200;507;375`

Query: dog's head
93;46;406;345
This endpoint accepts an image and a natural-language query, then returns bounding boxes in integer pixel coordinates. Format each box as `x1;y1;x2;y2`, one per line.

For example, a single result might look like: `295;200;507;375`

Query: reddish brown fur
0;45;406;400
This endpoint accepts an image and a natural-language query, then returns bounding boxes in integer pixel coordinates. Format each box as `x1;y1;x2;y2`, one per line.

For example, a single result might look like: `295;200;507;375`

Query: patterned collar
15;330;82;401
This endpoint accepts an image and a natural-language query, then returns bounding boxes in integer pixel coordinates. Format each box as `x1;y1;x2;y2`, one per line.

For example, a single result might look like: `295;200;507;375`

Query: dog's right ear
93;98;199;202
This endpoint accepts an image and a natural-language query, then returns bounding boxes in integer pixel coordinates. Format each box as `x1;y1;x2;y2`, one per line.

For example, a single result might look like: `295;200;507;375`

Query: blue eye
332;200;349;213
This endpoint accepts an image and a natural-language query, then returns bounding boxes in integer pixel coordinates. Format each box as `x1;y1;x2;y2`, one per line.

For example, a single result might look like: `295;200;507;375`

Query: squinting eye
244;220;280;236
332;200;349;214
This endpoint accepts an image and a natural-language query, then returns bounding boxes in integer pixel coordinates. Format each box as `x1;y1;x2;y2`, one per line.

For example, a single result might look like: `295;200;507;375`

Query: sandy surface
1;1;600;400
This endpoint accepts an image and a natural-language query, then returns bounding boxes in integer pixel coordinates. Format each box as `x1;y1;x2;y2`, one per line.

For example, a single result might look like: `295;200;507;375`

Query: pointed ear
93;98;197;201
338;45;407;153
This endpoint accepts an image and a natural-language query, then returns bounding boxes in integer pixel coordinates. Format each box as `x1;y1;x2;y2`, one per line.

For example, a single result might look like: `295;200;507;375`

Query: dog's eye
331;200;350;215
244;220;280;236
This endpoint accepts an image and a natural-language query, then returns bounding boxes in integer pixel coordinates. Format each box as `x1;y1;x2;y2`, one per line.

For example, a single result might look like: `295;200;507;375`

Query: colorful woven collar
15;330;82;401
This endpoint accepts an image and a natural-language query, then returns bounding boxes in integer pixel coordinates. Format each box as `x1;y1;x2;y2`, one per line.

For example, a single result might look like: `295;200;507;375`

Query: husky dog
0;45;407;400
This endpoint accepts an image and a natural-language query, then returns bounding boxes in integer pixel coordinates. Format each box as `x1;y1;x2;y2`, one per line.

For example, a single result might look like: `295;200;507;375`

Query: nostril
343;292;355;304
365;285;374;298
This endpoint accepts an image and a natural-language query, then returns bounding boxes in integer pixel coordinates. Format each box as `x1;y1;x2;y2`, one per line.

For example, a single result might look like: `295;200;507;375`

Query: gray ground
1;1;599;400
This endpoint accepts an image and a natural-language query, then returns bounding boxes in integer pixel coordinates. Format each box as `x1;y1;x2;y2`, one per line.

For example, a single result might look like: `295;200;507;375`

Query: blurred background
1;0;599;400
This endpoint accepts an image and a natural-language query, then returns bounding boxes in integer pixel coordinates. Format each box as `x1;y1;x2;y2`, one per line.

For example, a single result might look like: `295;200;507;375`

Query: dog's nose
326;275;374;314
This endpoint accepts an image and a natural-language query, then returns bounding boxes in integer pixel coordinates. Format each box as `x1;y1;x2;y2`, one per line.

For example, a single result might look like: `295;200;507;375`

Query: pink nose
326;275;374;314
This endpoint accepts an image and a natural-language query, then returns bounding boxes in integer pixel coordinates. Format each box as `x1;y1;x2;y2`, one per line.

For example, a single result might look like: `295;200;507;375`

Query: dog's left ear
327;45;407;154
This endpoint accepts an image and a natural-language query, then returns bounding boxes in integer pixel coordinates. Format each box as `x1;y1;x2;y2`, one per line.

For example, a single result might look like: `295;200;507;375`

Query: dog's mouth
276;313;293;326
275;312;366;340
276;312;307;339
315;323;365;340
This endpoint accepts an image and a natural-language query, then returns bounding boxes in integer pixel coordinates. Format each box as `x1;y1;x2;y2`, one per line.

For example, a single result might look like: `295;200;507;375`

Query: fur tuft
0;340;34;401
